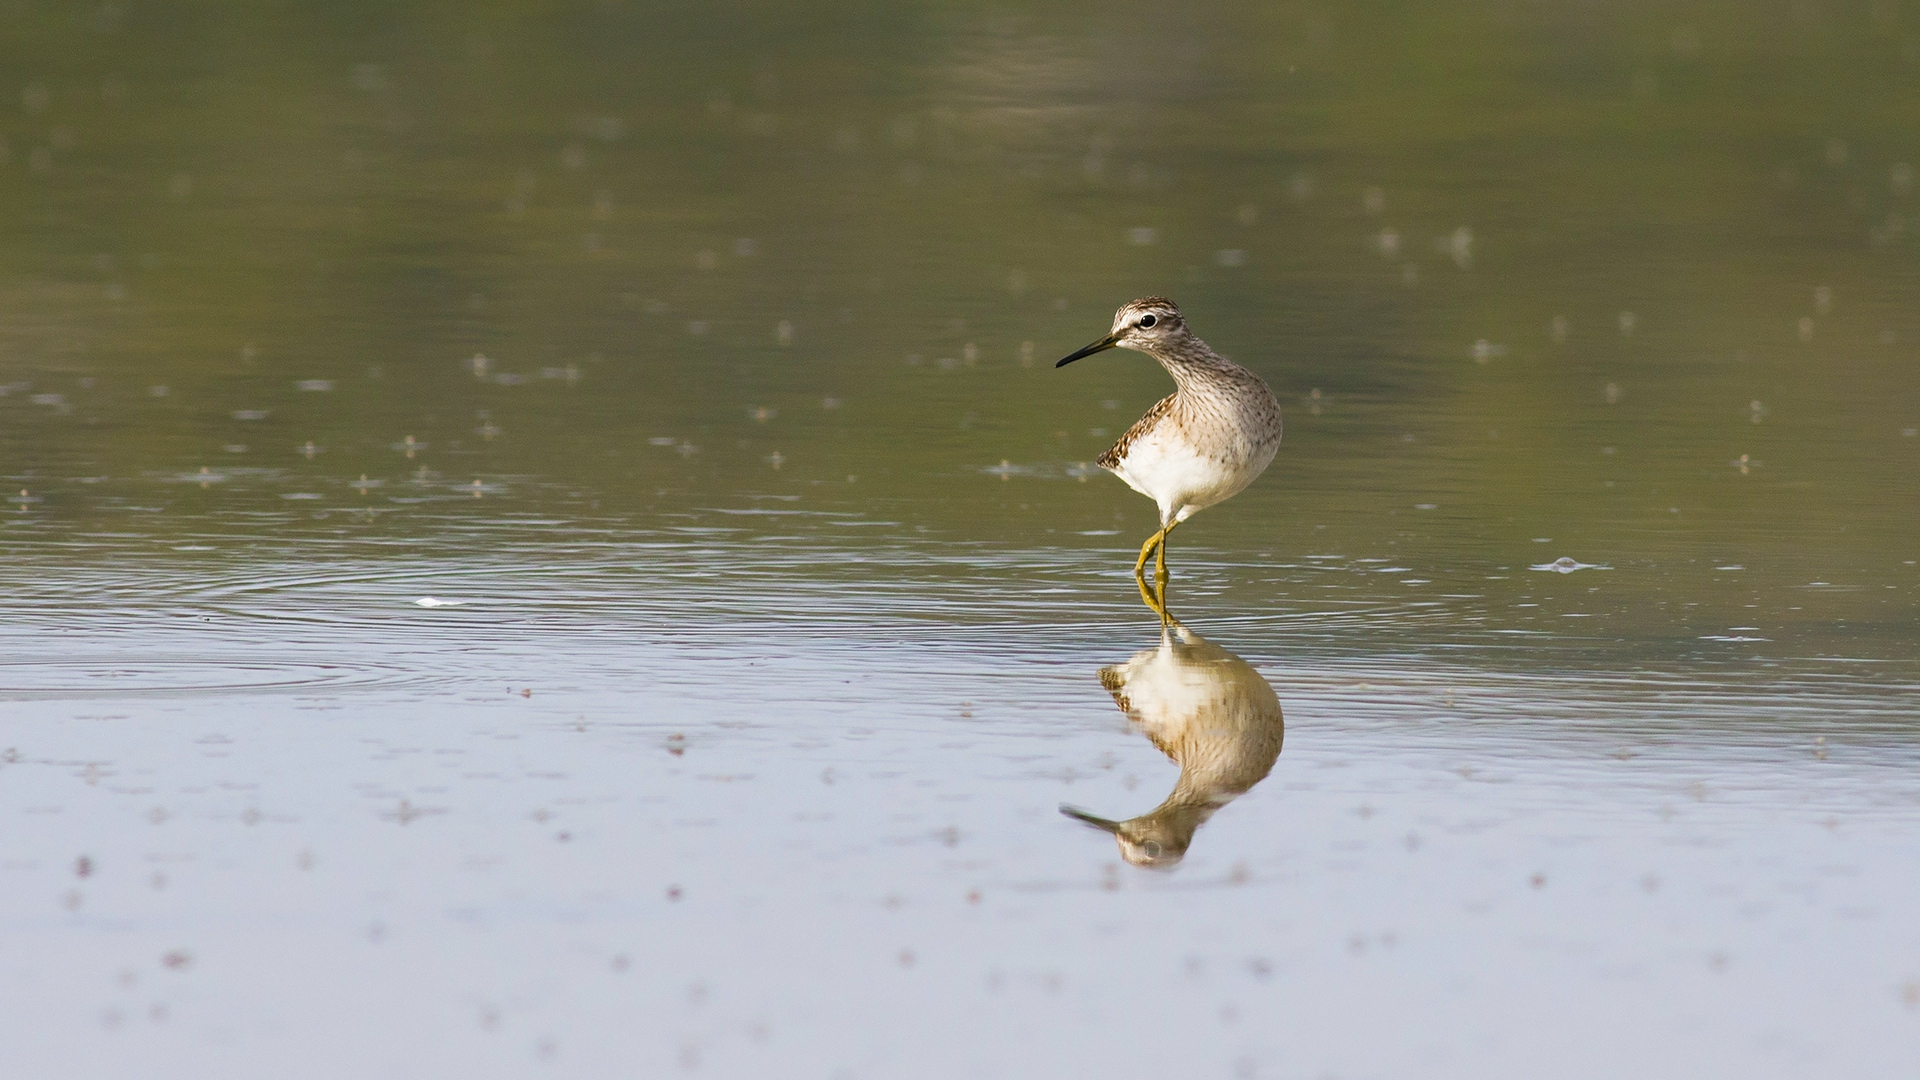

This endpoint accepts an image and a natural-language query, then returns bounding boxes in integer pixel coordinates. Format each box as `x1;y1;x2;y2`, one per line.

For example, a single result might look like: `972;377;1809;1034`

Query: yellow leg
1153;518;1181;621
1155;518;1180;582
1133;526;1166;579
1132;519;1181;622
1133;525;1169;618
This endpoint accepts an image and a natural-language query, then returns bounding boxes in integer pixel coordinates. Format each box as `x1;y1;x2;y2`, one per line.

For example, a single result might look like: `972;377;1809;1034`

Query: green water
2;3;1917;1076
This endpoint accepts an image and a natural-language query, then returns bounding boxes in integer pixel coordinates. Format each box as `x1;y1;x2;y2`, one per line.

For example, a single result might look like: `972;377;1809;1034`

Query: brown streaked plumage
1095;394;1176;471
1056;297;1281;615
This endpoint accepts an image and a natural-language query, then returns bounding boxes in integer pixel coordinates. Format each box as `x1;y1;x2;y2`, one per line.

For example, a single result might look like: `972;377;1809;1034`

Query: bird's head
1056;297;1186;367
1060;802;1196;869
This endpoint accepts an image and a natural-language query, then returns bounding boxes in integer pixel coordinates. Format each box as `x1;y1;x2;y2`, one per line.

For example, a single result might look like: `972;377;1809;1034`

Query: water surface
2;3;1917;1076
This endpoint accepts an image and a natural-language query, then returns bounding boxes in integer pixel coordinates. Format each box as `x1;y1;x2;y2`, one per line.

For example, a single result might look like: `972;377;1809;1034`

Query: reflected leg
1135;566;1169;619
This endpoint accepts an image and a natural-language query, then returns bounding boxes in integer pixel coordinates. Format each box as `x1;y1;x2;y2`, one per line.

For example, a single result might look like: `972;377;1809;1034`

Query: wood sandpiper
1056;297;1281;615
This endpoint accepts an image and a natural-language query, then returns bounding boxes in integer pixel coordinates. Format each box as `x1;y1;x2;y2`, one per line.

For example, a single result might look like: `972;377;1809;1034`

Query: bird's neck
1146;338;1254;396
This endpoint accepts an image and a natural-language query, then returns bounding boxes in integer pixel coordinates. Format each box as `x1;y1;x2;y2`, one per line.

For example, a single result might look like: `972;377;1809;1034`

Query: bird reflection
1061;620;1283;868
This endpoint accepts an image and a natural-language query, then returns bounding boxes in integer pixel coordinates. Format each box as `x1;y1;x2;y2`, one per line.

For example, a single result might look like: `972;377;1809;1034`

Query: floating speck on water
1618;312;1637;336
1551;315;1569;342
1214;248;1246;267
695;250;716;271
687;320;708;336
776;320;794;346
749;406;776;423
1533;557;1606;573
1126;227;1157;246
296;379;333;392
223;444;248;454
733;238;756;257
1798;317;1814;341
1470;339;1505;363
1814;286;1832;314
1364;186;1385;214
1415;503;1437;510
1446;227;1473;268
1605;383;1622;404
766;451;785;469
1374;230;1400;258
232;410;269;421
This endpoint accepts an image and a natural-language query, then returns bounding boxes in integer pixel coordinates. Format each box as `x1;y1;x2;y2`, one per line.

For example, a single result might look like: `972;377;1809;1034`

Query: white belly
1108;428;1277;523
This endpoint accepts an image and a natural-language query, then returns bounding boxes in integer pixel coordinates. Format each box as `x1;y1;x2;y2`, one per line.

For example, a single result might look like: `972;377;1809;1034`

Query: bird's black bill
1055;334;1118;368
1059;804;1122;833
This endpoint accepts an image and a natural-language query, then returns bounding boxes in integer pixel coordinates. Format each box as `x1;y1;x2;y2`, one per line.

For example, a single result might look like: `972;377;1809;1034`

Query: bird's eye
1142;841;1162;857
1138;314;1158;328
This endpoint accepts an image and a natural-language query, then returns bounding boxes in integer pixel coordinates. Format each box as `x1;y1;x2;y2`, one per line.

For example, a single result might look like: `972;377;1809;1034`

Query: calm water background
2;2;1917;1077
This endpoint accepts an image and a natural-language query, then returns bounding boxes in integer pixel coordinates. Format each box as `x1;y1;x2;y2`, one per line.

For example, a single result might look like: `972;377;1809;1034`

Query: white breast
1109;427;1277;523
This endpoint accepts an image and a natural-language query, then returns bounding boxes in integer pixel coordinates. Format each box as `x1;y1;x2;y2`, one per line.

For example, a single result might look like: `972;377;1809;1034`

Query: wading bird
1056;298;1280;616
